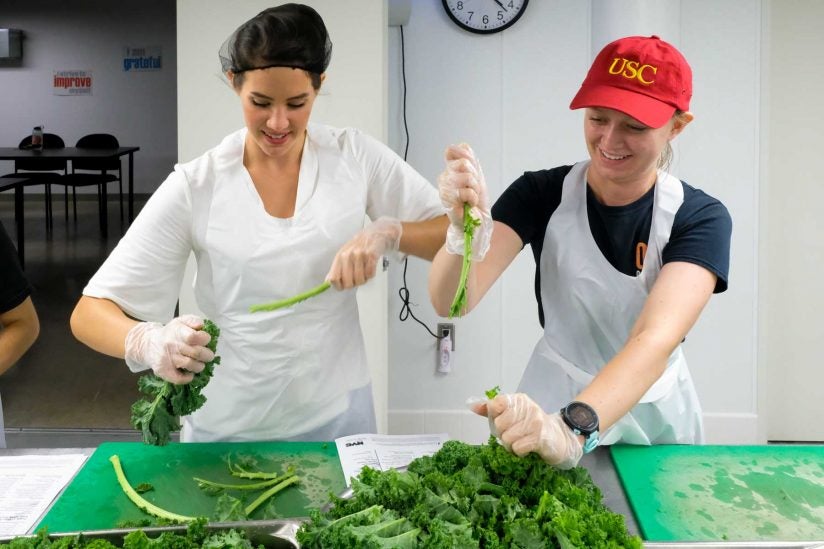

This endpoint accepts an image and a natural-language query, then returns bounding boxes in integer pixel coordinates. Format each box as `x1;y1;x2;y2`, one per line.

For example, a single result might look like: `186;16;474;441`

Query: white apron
181;130;373;442
517;161;703;445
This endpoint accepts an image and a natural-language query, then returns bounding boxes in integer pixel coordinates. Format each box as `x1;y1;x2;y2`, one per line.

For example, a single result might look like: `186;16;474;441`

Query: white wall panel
764;0;824;442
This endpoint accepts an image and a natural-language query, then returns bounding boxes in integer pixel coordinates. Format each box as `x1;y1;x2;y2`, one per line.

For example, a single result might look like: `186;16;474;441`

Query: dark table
0;176;35;268
0;147;139;267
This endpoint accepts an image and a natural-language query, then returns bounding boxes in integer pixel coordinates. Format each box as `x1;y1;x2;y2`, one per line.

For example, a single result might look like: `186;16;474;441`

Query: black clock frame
441;0;529;35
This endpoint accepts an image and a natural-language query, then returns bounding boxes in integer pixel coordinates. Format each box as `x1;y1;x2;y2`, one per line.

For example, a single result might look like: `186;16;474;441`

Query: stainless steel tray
644;541;824;549
0;519;305;548
12;527;814;549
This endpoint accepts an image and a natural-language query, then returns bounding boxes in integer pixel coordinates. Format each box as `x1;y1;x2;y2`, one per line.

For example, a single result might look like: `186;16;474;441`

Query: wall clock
442;0;529;35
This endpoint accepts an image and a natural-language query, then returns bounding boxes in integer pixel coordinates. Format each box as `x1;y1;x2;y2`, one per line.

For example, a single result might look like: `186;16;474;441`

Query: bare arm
575;261;717;431
429;221;523;316
399;215;449;261
70;295;140;359
0;297;40;375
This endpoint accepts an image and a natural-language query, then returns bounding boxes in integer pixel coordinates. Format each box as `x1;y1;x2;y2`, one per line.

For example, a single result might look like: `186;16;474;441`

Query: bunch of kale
297;437;642;548
130;319;221;446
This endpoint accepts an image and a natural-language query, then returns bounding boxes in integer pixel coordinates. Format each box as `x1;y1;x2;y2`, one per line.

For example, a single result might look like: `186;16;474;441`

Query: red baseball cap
569;35;692;128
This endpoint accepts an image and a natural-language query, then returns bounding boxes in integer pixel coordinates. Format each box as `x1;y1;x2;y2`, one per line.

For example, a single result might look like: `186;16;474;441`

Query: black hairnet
218;3;332;75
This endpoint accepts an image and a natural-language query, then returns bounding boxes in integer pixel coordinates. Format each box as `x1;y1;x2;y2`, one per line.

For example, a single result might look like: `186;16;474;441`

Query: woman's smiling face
583;107;688;190
234;67;321;161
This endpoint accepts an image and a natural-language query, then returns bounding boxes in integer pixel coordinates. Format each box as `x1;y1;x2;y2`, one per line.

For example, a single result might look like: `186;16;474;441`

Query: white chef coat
84;123;443;442
518;161;704;445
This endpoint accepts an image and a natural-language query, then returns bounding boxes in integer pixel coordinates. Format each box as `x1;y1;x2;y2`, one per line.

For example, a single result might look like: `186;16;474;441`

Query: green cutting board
611;444;824;541
38;441;346;533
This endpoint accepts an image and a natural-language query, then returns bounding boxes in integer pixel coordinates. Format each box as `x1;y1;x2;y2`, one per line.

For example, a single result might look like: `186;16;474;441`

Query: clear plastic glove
437;143;493;260
326;216;402;290
469;392;583;469
124;314;215;385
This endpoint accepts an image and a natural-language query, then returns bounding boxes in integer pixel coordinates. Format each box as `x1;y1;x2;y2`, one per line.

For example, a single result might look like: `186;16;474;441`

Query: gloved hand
470;392;583;469
437;143;493;260
327;216;402;290
124;314;215;385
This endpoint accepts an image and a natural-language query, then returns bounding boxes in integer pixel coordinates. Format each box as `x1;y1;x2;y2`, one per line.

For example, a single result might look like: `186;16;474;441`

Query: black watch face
565;402;599;433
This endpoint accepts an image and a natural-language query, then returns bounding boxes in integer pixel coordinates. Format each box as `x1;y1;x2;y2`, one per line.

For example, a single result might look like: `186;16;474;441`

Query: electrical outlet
437;322;455;351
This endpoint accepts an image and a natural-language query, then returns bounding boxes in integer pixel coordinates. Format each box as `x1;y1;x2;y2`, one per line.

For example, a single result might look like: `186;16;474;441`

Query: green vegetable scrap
193;474;290;493
297;437;642;548
249;281;331;313
134;482;154;494
484;385;501;400
243;475;301;517
110;454;196;523
227;455;287;479
195;458;300;521
449;203;482;318
130;319;221;446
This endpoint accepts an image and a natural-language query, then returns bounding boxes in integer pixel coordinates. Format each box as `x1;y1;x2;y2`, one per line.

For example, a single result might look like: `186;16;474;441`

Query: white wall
386;0;761;444
764;0;824;441
0;0;176;194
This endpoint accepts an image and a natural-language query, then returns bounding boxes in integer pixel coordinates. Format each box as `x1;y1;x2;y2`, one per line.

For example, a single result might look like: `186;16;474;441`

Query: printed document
335;433;449;487
0;454;88;536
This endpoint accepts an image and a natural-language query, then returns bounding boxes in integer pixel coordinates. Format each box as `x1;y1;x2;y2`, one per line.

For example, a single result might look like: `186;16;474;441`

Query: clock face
442;0;529;35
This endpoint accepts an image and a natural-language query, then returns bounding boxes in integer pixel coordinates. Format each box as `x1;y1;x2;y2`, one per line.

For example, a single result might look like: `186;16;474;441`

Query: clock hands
493;0;508;11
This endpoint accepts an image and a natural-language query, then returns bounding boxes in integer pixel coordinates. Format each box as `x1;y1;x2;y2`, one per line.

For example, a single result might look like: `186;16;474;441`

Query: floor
0;192;154;448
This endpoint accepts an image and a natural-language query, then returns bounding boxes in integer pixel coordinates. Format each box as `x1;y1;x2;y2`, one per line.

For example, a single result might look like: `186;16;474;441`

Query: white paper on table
0;454;88;536
334;433;449;487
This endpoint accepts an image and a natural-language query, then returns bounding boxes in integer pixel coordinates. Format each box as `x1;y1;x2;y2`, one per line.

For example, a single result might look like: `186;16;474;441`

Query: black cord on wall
396;25;441;340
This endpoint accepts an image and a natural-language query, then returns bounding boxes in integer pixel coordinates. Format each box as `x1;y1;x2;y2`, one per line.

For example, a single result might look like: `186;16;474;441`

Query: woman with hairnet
429;36;731;468
71;4;447;442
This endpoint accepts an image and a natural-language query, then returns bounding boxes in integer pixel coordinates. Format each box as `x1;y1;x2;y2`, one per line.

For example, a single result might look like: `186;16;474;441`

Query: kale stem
193;473;293;491
249;281;332;313
228;457;293;479
110;455;195;522
244;475;300;516
449;203;479;318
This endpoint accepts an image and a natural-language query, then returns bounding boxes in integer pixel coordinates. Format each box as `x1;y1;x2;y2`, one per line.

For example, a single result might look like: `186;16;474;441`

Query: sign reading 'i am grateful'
123;46;162;72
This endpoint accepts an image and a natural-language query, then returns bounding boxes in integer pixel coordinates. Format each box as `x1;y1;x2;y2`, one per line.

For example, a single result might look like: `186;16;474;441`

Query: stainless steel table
0;446;632;535
580;445;639;533
0;447;93;535
2;446;822;548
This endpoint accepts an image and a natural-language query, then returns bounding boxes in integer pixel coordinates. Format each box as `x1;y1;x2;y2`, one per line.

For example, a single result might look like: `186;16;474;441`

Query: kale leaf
130;319;221;446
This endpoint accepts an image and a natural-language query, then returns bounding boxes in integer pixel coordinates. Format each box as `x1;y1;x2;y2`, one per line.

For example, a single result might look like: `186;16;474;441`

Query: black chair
0;133;68;231
57;133;123;237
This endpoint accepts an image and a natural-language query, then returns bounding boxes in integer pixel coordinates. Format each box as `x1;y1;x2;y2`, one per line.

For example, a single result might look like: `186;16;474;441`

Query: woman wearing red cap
430;36;731;468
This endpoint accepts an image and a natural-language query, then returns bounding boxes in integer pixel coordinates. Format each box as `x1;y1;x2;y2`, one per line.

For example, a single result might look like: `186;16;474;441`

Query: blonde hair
658;110;690;171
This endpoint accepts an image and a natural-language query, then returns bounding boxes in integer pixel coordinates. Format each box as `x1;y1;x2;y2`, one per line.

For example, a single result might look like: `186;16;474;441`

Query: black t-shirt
0;220;31;313
492;165;732;326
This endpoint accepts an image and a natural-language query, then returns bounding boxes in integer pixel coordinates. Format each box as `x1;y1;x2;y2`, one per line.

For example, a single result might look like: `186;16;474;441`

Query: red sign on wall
53;70;93;96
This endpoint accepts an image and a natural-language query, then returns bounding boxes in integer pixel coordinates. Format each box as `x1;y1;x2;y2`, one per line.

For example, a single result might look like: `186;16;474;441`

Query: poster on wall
123;46;162;71
53;70;92;96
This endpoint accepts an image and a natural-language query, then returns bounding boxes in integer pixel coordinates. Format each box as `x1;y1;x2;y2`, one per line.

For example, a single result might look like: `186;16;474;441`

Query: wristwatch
560;401;600;454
